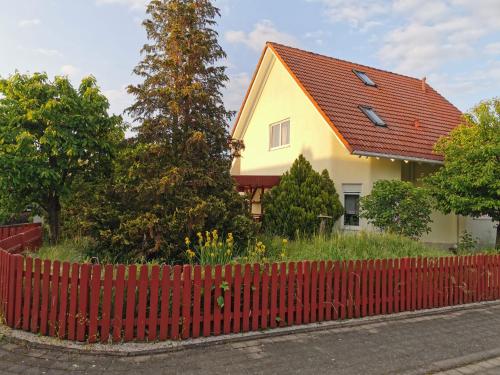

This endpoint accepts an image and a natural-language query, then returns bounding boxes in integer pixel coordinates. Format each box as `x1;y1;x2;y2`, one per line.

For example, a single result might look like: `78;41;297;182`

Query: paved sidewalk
435;356;500;375
1;303;500;374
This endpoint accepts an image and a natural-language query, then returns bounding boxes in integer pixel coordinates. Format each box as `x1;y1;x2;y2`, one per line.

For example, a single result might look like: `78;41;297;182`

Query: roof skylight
353;69;376;86
359;106;386;127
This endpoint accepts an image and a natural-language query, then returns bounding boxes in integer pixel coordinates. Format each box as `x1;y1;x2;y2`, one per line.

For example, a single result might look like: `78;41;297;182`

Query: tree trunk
47;194;61;245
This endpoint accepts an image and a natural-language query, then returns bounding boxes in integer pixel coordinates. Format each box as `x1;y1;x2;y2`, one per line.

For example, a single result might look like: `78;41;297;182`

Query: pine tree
89;0;253;261
262;155;343;238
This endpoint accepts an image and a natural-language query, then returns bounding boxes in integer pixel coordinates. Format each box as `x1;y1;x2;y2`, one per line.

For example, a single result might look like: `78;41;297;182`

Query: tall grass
28;237;94;263
29;231;455;265
258;231;449;262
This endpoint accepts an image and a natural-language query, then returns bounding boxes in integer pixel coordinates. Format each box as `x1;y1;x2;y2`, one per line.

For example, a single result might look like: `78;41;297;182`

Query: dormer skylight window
353;69;376;87
359;106;386;127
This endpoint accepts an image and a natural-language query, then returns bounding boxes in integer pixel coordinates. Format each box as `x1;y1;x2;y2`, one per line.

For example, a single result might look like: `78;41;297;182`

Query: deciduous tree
360;180;432;239
0;73;123;243
425;98;500;247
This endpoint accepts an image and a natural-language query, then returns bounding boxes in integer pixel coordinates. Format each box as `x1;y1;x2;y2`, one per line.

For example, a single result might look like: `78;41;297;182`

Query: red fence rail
0;247;499;343
0;223;42;254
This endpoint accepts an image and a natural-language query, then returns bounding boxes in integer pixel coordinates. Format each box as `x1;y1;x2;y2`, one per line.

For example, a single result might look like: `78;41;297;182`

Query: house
231;42;497;248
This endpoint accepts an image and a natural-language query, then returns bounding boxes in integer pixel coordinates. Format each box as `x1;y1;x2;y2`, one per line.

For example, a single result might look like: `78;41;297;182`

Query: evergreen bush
262;155;343;238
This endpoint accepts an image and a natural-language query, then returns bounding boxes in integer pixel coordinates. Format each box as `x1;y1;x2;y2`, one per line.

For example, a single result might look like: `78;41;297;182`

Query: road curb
1;300;500;358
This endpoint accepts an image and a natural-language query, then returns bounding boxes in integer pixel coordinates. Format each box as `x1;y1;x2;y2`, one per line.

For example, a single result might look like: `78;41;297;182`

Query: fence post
7;254;16;327
0;252;6;320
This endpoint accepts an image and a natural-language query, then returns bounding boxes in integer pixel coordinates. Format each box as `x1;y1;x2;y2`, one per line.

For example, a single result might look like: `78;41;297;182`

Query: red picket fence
1;249;499;343
0;223;42;254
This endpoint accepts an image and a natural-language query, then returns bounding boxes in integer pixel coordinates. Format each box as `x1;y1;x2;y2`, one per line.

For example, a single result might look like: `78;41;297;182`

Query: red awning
233;175;281;192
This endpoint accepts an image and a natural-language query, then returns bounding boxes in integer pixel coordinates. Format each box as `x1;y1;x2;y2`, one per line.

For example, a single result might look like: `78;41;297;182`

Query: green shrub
262;155;343;238
360;180;432;239
457;231;478;253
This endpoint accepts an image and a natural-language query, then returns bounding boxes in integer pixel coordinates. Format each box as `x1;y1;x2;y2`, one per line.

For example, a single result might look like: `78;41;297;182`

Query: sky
0;0;499;127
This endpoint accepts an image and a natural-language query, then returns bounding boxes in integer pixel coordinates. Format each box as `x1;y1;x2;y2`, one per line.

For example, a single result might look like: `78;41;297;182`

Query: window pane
344;194;360;226
354;70;376;86
271;124;280;148
366;109;385;126
281;121;290;146
360;106;386;127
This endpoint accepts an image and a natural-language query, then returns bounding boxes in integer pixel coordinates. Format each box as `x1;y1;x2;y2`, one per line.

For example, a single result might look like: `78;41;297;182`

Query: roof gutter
351;150;443;165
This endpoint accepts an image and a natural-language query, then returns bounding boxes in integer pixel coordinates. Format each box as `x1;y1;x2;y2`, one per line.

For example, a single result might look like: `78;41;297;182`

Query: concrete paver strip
0;303;499;374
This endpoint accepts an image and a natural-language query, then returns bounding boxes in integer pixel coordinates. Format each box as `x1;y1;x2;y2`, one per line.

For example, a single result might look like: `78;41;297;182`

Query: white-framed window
269;119;290;150
342;184;362;229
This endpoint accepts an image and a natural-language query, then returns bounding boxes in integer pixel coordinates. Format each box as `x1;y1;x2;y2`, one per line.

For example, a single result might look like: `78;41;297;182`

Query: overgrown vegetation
29;231;451;265
254;231;448;262
262;155;343;238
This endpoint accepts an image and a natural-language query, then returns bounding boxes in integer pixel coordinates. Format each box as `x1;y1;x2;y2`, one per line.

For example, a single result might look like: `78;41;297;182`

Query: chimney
421;77;427;93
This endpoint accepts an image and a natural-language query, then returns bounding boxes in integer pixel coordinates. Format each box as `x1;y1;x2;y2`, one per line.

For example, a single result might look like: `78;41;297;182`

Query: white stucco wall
232;49;465;247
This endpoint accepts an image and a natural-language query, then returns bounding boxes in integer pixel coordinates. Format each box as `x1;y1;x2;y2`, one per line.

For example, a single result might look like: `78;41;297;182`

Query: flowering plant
185;230;234;266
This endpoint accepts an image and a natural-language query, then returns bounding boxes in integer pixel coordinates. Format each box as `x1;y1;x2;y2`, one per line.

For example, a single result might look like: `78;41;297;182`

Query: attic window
359;106;386;127
353;69;376;86
269;119;290;149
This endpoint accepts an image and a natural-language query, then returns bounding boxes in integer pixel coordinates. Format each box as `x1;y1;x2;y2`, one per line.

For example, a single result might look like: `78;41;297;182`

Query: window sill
269;144;290;151
342;225;361;231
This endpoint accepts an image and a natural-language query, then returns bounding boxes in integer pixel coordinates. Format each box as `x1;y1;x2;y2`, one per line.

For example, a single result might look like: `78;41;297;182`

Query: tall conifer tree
94;0;252;260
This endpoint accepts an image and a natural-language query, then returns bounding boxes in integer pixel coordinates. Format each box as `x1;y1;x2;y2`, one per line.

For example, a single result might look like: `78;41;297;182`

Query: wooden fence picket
182;265;193;339
159;265;171;340
261;264;269;329
251;264;260;331
58;262;70;339
223;264;232;335
137;265;149;341
192;265;202;338
171;265;182;339
22;257;33;331
232;264;242;334
101;264;114;343
113;265;125;342
88;264;101;343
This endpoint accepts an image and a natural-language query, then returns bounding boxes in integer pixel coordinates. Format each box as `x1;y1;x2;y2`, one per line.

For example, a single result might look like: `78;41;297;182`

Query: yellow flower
186;249;195;259
185;237;191;246
282;239;288;245
280;252;286;259
210;252;215;258
226;249;231;256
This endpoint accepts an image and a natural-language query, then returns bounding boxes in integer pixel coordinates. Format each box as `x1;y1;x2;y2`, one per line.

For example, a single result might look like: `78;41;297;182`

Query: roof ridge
267;41;427;84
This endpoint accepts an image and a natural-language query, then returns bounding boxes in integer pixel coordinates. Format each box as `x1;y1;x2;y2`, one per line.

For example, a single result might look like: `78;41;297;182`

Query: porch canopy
232;175;281;192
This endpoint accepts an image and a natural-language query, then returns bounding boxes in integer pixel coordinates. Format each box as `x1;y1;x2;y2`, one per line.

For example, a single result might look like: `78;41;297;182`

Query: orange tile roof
264;42;463;162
